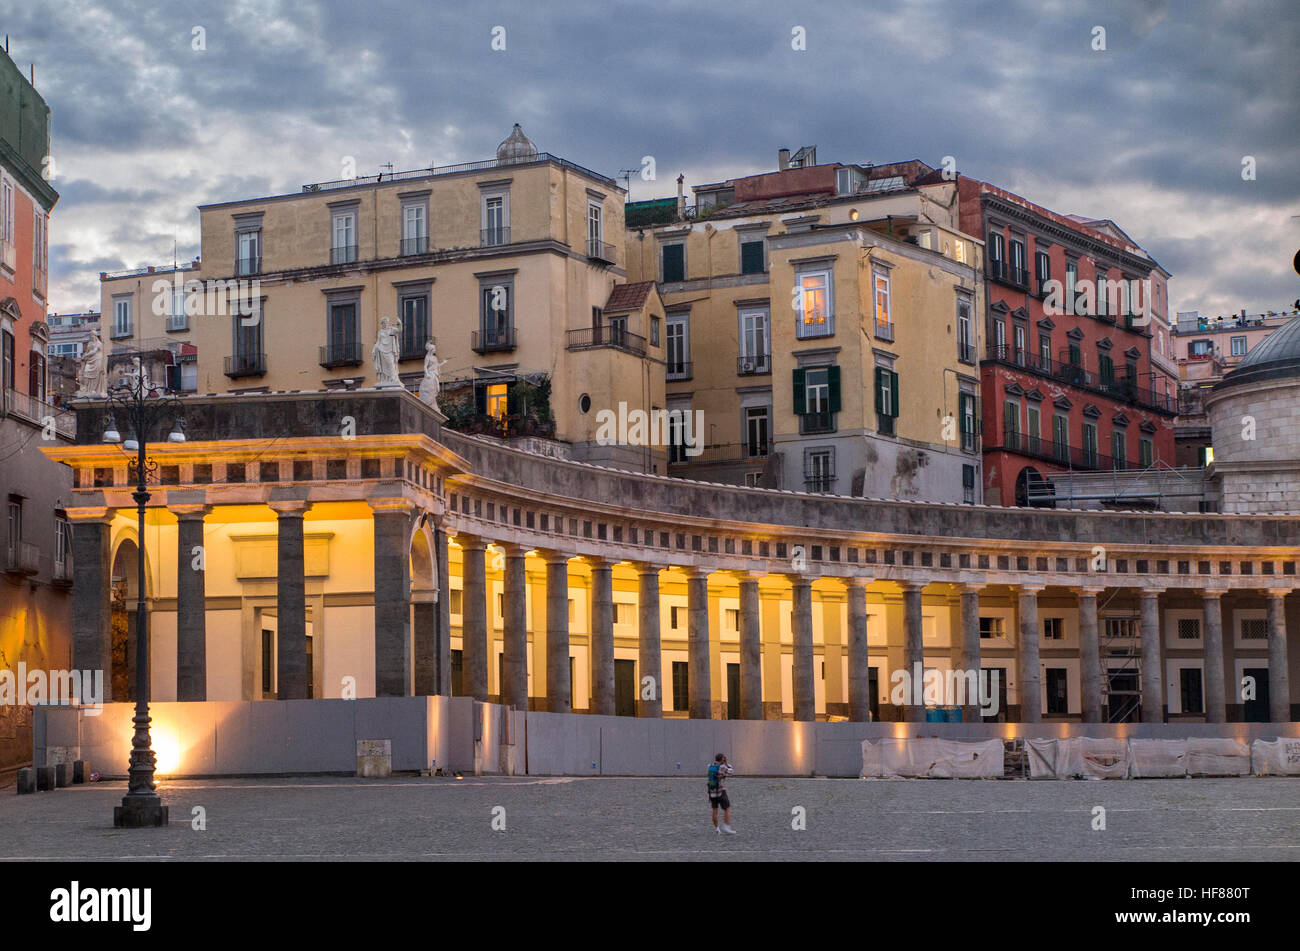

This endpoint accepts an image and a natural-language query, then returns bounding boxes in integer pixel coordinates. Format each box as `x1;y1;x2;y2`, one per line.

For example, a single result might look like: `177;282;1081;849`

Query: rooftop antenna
617;168;636;198
378;162;394;182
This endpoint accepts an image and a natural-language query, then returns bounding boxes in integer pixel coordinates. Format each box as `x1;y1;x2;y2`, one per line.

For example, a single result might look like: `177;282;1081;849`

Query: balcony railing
472;328;517;354
166;313;188;332
401;235;429;256
984;345;1177;414
2;387;76;439
330;245;358;266
586;237;616;263
666;360;693;381
995;430;1143;472
319;342;364;368
957;340;976;364
224;353;267;378
235;256;261;276
566;327;647;357
480;227;510;248
452;413;556;440
4;542;40;575
668;440;771;465
737;353;771;375
53;558;70;583
874;321;894;342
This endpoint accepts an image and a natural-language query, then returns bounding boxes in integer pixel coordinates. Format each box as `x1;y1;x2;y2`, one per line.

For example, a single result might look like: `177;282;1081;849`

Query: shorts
708;791;730;810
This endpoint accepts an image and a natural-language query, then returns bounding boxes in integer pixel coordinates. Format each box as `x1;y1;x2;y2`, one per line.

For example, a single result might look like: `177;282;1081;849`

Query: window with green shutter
875;367;898;435
1139;437;1153;468
793;368;806;414
740;240;765;275
1099;354;1114;385
1053;415;1069;461
801;366;834;433
827;365;841;413
662;243;685;283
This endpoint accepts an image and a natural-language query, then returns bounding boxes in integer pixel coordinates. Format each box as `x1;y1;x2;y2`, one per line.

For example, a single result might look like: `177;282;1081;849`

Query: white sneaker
722;824;737;835
714;825;722;834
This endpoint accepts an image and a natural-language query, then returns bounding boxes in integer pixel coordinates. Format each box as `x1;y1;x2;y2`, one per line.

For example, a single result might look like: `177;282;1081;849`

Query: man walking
708;753;737;834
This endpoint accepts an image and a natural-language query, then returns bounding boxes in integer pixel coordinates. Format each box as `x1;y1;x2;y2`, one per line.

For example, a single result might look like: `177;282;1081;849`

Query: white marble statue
372;317;402;388
418;339;449;407
76;329;107;397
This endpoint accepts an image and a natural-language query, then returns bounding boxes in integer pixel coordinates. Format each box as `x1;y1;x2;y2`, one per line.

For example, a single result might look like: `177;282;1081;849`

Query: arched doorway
1014;466;1055;508
110;539;140;701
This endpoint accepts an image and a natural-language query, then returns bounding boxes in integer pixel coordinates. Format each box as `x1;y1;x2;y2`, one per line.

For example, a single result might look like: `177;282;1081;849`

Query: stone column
270;498;310;700
686;568;711;719
172;504;211;701
902;583;925;722
846;579;871;722
459;535;488;701
737;572;763;720
434;525;451;696
790;576;815;722
1139;589;1164;723
371;500;414;697
501;543;529;711
413;599;437;695
69;510;113;700
636;564;663;718
588;557;615;716
958;583;983;723
1078;586;1104;723
1017;585;1043;723
1202;589;1226;723
545;551;571;713
1267;591;1291;724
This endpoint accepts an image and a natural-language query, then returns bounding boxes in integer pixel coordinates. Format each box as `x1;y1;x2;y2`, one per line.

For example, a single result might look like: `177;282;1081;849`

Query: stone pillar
1017;585;1043;723
686;568;711;719
172;504;210;701
1202;590;1226;723
902;583;925;722
790;576;815;722
588;557;614;716
434;525;451;696
1078;586;1104;723
958;584;983;723
636;564;663;718
737;572;763;720
501;543;529;711
69;510;113;700
372;500;414;697
459;535;488;701
413;599;437;695
846;579;871;722
1139;589;1164;723
270;498;310;700
545;551;571;713
1267;591;1291;724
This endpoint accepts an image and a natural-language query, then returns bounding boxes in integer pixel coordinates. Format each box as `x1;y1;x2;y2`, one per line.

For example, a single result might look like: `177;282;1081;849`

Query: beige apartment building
98;259;202;393
185;125;665;469
624;151;985;502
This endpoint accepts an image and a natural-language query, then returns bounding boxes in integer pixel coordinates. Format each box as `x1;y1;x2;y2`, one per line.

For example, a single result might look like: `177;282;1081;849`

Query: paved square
2;775;1298;861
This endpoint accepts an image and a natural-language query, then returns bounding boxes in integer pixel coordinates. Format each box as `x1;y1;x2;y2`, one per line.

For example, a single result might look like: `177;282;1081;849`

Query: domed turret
496;123;538;165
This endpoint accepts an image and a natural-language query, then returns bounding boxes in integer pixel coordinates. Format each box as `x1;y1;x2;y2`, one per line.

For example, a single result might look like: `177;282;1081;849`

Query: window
33;209;47;289
399;292;430;359
957;298;974;362
744;406;770;456
231;305;265;375
672;661;689;712
805;448;835;493
236;230;261;276
993;319;1006;355
670;605;683;630
661;243;685;283
1112;430;1126;468
1068;341;1082;367
739;309;769;372
586;201;604;257
1241;618;1267;640
6;500;21;565
1038;332;1051;367
1003;398;1020;445
873;270;891;339
796;270;833;337
28;351;45;402
1065;259;1078;309
874;366;898;436
987;231;1005;280
1082;422;1098;467
1190;339;1213;357
1009;237;1026;285
1045;668;1068;715
962;463;976;504
1230;336;1247;357
261;629;274;694
1105;617;1137;638
666;315;689;378
481;187;510;246
479;280;513;349
1139;437;1153;468
979;617;1004;639
959;392;978;452
1013;323;1026;365
740;237;765;274
1035;249;1050;294
401;200;429;255
486;383;508;420
1180;668;1204;715
1177;618;1201;640
1098;353;1114;386
0;329;11;394
331;208;358;265
650;316;661;348
1095;266;1109;317
1026;404;1041;455
1043;617;1064;640
796;366;839;433
54;514;69;576
168;284;188;331
324;300;360;366
112;296;132;338
1053;415;1069;462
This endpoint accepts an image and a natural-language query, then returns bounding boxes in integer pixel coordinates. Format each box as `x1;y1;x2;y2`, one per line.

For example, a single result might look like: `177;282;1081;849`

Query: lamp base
114;796;169;828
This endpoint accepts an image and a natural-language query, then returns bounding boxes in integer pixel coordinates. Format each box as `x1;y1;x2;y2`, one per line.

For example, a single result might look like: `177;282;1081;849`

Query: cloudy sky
6;0;1298;317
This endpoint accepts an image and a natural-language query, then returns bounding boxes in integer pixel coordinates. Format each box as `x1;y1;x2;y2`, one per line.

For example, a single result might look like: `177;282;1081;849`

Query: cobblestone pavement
1;775;1297;861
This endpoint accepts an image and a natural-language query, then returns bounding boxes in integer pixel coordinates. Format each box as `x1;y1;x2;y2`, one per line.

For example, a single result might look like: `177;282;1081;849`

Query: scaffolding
1028;461;1210;511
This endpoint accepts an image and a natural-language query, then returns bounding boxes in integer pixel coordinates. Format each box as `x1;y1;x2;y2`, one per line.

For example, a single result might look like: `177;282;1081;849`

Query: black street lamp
103;357;185;828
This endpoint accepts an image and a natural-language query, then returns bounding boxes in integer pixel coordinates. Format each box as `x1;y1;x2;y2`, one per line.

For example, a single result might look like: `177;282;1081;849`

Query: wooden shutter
741;241;764;274
889;370;900;418
474;381;487;415
874;367;885;414
662;244;684;283
792;368;806;414
827;365;841;413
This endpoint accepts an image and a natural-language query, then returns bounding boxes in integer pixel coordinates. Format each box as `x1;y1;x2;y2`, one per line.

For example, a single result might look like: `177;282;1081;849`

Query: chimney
778;148;790;171
676;173;685;218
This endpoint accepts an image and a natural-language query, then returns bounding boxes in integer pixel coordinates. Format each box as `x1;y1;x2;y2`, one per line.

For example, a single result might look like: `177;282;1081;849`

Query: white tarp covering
860;738;1003;778
1185;738;1251;776
1025;737;1130;779
1129;738;1187;777
1251;738;1300;775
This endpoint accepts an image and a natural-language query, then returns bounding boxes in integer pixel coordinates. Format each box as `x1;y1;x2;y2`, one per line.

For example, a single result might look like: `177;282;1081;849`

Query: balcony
330;245;358;266
566;327;647;357
52;558;70;584
480;227;510;248
984;345;1177;415
225;353;267;378
957;340;976;364
4;542;40;576
586;237;616;263
166;313;188;332
235;256;261;277
2;387;75;439
874;321;894;343
452;413;556;440
471;328;517;354
669;441;771;466
737;353;771;376
319;342;364;368
666;360;693;382
995;430;1141;472
401;235;429;256
1009;267;1029;288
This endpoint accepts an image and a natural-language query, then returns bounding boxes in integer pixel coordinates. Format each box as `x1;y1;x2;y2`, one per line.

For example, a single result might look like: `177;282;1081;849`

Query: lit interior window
486;383;508;419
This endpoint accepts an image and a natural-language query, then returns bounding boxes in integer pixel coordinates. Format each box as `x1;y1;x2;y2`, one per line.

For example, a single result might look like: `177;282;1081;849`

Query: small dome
496;123;538;165
1216;313;1300;389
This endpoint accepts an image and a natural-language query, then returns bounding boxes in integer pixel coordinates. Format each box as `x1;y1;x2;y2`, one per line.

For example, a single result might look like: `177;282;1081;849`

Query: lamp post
104;357;185;828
